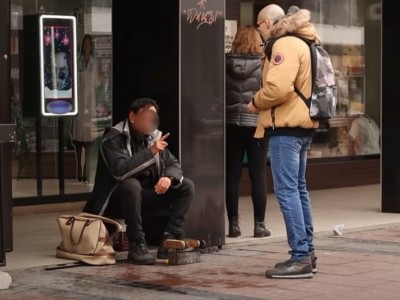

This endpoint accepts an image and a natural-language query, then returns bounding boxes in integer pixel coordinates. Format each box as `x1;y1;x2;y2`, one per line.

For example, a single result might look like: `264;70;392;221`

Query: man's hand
248;101;259;113
154;177;172;195
151;133;170;155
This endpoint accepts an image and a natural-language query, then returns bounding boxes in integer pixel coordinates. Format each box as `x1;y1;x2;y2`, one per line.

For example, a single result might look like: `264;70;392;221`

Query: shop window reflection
10;0;113;198
238;0;381;159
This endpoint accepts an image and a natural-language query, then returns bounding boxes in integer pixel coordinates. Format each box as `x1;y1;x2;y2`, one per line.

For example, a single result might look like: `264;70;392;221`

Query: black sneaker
275;250;318;273
127;238;155;265
266;257;313;279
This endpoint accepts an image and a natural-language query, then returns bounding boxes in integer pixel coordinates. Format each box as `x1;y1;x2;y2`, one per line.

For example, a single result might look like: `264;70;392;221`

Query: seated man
83;98;194;265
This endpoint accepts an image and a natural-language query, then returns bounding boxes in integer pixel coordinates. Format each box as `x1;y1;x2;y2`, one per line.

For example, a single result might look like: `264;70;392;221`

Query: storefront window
10;0;112;199
232;0;381;159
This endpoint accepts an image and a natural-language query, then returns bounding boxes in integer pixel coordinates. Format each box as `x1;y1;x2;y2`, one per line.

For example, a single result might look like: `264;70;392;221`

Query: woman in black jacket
226;26;270;238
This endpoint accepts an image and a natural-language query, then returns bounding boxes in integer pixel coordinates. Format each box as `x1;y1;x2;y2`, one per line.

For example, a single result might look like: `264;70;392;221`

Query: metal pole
36;117;43;196
58;117;65;195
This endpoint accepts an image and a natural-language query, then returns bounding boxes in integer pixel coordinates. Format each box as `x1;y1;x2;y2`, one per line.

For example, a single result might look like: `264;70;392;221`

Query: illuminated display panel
39;15;78;116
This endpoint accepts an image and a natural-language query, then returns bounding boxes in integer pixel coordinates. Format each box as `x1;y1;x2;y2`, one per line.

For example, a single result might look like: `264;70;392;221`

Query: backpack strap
264;37;280;62
264;34;317;109
288;34;317;82
288;34;318;110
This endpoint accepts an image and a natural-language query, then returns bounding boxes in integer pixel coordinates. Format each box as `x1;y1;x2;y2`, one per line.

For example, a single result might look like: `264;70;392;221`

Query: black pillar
180;0;225;246
382;0;400;212
0;0;13;265
112;1;180;155
113;0;225;246
364;0;381;125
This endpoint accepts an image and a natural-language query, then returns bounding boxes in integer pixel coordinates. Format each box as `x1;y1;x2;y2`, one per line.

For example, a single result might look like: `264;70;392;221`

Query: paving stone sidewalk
2;225;400;300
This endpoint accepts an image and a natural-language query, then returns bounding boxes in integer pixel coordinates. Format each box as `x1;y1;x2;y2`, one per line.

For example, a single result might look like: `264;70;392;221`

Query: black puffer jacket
226;54;262;127
83;120;183;216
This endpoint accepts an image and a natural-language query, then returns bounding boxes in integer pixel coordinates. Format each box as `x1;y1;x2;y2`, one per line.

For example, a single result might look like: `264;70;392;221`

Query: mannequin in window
348;115;380;156
71;34;101;182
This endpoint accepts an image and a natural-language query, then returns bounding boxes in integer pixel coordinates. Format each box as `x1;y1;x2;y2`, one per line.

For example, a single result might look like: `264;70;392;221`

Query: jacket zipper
271;107;276;130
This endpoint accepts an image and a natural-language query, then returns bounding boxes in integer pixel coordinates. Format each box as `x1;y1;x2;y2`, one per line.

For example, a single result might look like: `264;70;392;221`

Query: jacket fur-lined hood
269;9;320;42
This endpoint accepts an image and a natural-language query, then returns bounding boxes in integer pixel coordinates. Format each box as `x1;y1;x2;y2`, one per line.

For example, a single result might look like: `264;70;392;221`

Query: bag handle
79;213;122;238
68;217;93;246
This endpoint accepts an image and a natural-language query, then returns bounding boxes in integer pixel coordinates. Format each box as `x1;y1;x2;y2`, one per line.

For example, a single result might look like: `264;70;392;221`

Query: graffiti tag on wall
183;0;223;30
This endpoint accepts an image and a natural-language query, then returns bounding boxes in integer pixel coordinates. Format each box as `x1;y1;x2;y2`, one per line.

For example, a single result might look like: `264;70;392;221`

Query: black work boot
127;237;155;265
275;250;318;274
266;257;313;279
228;216;241;238
254;219;271;238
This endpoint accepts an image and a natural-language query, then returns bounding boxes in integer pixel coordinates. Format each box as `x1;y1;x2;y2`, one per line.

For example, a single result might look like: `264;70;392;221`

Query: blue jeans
269;135;314;261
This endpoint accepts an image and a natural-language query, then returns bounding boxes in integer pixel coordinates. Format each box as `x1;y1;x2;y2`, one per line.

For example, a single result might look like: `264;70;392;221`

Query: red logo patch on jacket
272;53;284;65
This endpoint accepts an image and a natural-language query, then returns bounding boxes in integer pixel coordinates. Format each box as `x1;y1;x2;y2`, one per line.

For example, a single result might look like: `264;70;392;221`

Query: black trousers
105;178;194;242
226;125;268;221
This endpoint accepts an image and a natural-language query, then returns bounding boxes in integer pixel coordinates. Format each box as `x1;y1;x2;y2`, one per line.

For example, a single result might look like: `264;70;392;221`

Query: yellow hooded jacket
253;9;320;138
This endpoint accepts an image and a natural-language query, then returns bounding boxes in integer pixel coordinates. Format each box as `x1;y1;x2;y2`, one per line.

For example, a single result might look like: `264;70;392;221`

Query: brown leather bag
56;213;122;265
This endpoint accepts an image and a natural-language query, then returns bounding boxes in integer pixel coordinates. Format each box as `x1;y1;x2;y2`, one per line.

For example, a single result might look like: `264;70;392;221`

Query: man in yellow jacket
248;4;319;279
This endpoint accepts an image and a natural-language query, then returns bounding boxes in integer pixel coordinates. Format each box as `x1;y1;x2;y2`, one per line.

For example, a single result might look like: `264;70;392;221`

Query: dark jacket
226;53;262;127
83;120;183;215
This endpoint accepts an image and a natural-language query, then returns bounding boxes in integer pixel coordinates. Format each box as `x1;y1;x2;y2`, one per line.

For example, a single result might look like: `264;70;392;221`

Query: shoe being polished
157;232;182;259
265;257;313;279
